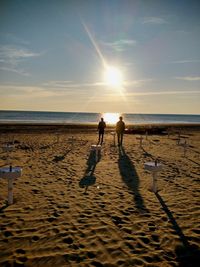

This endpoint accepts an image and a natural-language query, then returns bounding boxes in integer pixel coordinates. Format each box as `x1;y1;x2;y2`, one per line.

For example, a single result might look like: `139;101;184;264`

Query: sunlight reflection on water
101;113;121;124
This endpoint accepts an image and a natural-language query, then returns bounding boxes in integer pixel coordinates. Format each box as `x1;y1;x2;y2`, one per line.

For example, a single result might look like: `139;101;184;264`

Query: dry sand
0;126;199;267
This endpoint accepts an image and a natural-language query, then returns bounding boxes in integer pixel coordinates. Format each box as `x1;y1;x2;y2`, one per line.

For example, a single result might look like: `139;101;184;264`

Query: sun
103;66;123;87
102;113;120;124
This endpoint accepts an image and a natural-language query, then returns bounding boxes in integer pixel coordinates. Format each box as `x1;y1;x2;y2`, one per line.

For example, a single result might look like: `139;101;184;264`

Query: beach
0;124;199;267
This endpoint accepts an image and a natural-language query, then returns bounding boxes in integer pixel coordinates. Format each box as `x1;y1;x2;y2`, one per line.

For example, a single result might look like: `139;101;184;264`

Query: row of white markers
0;133;189;205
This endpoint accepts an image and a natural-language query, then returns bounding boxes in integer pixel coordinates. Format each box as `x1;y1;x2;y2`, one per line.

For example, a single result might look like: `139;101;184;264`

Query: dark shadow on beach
175;244;200;267
79;149;99;194
187;158;200;166
141;147;154;160
189;147;200;155
155;192;190;248
118;146;149;213
155;192;200;266
0;203;8;213
52;148;72;163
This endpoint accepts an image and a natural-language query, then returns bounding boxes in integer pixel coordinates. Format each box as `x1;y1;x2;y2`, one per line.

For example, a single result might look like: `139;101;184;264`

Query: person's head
101;118;104;121
119;116;123;121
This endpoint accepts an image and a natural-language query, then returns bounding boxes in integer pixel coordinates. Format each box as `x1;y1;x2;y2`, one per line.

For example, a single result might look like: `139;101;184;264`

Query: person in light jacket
116;116;125;146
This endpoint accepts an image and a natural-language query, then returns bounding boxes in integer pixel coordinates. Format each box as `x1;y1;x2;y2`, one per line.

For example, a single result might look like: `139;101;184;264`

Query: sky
0;0;200;114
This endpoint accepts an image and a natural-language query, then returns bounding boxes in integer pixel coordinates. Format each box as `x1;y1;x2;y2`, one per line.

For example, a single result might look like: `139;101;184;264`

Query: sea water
0;110;200;125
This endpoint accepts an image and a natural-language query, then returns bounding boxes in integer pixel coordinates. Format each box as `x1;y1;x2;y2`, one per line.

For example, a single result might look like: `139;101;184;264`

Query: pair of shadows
118;146;149;213
79;149;100;194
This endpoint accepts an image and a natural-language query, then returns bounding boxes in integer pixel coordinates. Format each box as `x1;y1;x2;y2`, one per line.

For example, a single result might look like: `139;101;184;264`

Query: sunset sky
0;0;200;114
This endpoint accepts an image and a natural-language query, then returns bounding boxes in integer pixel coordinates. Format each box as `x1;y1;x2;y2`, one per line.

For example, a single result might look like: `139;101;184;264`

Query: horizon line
0;109;199;116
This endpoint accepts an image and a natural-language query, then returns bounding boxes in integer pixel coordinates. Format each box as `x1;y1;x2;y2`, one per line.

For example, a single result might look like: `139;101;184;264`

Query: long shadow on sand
155;192;190;248
0;203;8;213
118;146;149;213
141;147;154;160
79;149;99;194
155;192;200;266
187;158;200;166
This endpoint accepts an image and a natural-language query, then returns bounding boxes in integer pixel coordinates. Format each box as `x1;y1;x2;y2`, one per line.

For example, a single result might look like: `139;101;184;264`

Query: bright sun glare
102;113;120;124
103;66;123;87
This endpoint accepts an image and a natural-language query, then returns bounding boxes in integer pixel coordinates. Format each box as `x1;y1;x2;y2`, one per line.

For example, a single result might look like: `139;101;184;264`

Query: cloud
0;66;30;76
0;32;30;45
43;80;105;89
0;45;40;76
101;39;137;52
43;79;153;90
142;17;168;25
124;79;154;87
0;81;104;99
0;84;56;98
117;90;200;97
175;76;200;81
0;45;40;63
171;60;200;64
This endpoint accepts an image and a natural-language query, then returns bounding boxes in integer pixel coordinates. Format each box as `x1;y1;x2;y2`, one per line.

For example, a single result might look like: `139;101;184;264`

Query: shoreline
0;122;200;134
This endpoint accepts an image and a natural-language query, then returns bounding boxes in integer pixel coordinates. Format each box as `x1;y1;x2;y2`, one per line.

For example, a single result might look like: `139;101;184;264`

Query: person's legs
120;133;124;145
98;132;101;144
117;133;120;146
100;133;104;144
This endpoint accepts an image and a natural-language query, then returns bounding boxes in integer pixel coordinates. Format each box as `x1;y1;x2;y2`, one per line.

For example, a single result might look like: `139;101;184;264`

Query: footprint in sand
90;260;104;267
4;231;13;237
111;215;124;226
63;237;73;244
140;236;150;244
87;251;96;259
151;234;160;242
31;235;40;242
121;210;130;216
47;217;56;223
15;248;26;255
118;192;124;199
148;222;157;231
98;204;105;209
52;211;60;217
15;256;28;264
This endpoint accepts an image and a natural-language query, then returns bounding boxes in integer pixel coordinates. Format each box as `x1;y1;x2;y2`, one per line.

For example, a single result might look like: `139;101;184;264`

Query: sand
0;125;199;267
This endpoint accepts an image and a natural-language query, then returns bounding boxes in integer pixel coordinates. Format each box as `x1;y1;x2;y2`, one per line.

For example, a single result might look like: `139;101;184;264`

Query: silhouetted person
116;116;125;146
98;118;106;145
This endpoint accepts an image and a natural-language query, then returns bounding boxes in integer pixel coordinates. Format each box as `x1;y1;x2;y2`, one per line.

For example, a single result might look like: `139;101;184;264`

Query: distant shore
0;122;199;134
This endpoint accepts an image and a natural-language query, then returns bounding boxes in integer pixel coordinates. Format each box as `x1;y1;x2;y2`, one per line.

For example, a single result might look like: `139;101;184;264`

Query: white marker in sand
0;166;22;205
136;135;143;148
144;160;163;193
110;132;116;146
2;144;14;165
180;140;188;158
91;144;101;162
68;136;75;147
145;131;148;140
2;144;14;153
177;131;182;145
167;130;170;139
56;133;60;143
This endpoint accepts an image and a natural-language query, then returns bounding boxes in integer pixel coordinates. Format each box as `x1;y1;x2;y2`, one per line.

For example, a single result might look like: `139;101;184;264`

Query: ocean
0;110;200;125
